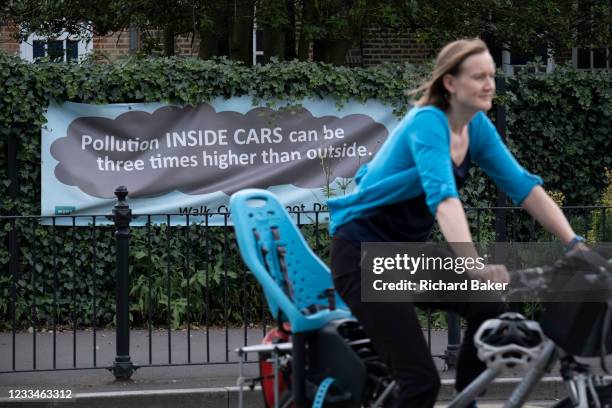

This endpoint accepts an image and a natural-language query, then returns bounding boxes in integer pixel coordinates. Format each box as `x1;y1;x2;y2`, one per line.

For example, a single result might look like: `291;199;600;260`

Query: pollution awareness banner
42;98;401;225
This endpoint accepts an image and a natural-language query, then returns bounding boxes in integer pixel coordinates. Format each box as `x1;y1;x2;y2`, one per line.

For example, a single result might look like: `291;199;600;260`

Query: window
252;4;264;65
252;28;264;65
572;0;610;71
20;32;92;62
502;46;554;75
573;47;610;70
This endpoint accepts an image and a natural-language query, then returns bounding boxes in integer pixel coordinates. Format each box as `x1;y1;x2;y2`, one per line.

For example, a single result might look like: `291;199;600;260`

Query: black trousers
330;237;507;408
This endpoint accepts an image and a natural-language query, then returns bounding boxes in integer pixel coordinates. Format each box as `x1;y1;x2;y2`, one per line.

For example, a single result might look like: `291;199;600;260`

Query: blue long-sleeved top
327;105;543;235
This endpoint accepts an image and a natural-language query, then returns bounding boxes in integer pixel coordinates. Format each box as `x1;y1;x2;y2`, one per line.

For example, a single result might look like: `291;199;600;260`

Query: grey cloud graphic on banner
50;104;388;199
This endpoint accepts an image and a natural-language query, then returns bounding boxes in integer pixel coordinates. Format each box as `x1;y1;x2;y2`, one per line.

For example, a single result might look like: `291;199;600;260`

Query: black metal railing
1;190;610;377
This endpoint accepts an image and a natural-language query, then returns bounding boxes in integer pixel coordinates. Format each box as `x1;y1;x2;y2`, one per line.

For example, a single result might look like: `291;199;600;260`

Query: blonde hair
410;38;490;110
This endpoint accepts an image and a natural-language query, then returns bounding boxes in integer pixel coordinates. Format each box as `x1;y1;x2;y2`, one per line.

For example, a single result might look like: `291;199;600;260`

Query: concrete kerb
0;376;597;408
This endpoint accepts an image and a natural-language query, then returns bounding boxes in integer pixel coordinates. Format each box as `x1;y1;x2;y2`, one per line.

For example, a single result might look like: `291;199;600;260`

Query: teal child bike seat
230;189;351;333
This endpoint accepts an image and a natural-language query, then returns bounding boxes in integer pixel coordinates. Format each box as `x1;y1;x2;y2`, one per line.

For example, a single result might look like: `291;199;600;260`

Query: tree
256;0;406;65
1;0;127;40
0;0;254;62
404;0;611;63
2;0;610;65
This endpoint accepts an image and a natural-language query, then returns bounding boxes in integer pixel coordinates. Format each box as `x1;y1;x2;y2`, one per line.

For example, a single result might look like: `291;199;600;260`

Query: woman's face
445;51;496;112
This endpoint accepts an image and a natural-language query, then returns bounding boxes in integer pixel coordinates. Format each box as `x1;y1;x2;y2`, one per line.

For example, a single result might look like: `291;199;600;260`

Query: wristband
565;235;585;252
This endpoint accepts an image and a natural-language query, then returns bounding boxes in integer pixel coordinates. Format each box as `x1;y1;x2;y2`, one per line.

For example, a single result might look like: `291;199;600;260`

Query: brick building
0;21;136;61
0;20;435;66
0;20;607;70
0;22;20;56
347;28;434;66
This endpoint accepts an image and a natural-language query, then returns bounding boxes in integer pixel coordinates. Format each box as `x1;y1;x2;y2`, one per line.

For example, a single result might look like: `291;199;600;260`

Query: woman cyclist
327;38;587;407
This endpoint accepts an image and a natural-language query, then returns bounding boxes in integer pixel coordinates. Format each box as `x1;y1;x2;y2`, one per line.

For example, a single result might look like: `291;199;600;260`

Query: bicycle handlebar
503;251;612;302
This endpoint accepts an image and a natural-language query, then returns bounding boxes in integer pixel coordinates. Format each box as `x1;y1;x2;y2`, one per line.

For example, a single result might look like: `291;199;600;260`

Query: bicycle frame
445;340;556;408
237;342;292;408
230;190;611;408
448;338;610;408
238;337;608;408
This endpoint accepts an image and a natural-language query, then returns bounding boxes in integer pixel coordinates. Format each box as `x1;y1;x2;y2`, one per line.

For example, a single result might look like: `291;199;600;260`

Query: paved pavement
0;327;610;407
435;404;556;407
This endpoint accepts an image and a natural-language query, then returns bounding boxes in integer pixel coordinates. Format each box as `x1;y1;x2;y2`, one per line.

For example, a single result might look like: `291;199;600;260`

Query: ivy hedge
0;53;610;330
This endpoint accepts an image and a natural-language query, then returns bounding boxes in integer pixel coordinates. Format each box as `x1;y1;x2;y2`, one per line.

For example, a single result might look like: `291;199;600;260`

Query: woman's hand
572;242;589;252
468;264;510;284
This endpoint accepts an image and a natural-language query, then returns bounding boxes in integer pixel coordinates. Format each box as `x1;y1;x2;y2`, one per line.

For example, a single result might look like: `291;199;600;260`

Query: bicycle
230;189;612;408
